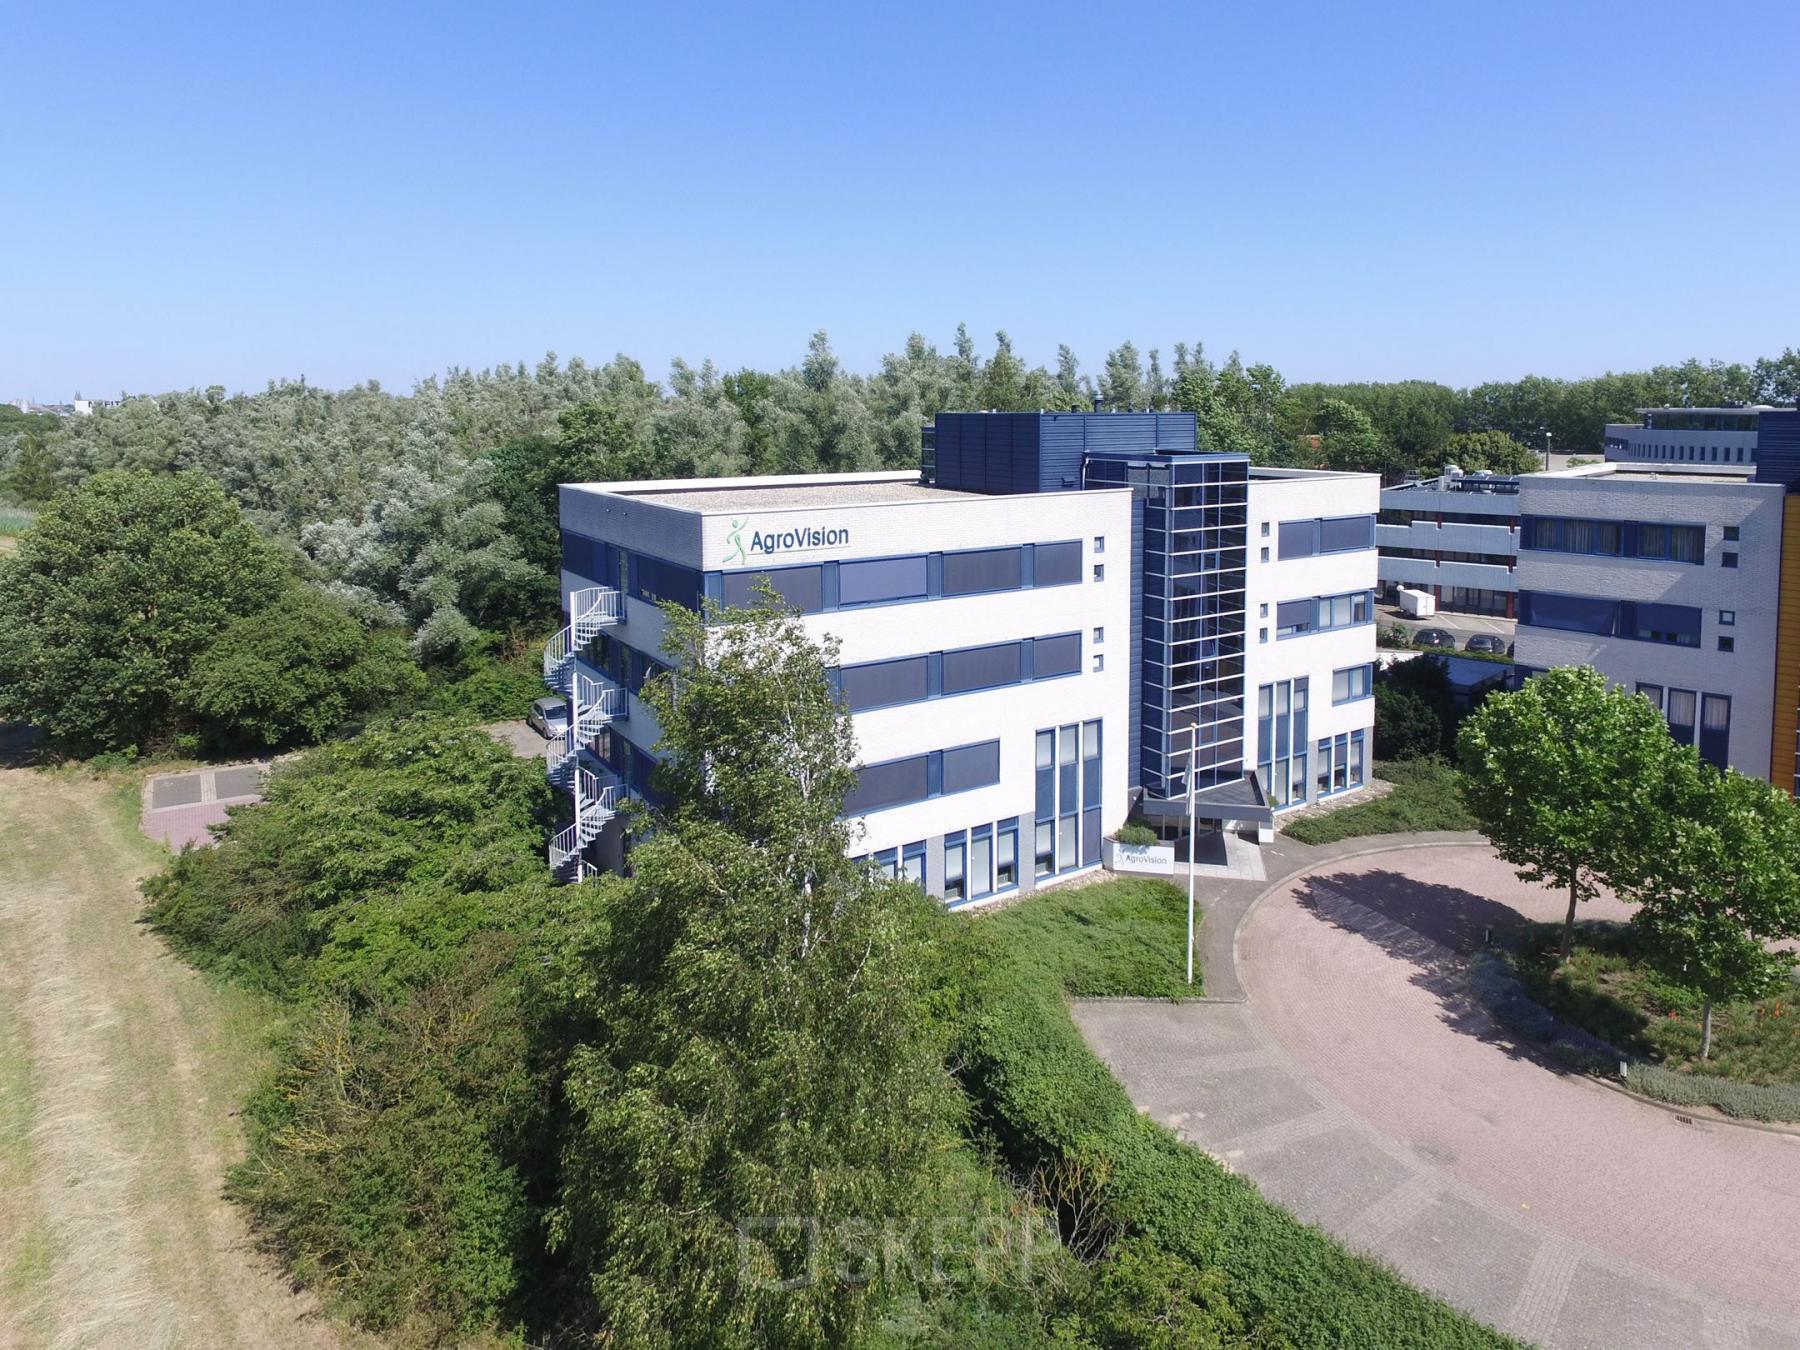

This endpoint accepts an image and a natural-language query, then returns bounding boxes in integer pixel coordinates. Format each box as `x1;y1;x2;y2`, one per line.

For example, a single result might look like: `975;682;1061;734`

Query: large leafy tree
1458;667;1684;961
548;594;969;1346
1623;765;1800;1059
1442;429;1541;476
186;583;422;751
0;469;289;752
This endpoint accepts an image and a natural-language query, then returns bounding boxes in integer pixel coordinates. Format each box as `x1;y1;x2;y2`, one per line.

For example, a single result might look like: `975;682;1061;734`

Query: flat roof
1248;466;1375;483
1635;405;1778;415
566;468;1120;514
1530;463;1761;486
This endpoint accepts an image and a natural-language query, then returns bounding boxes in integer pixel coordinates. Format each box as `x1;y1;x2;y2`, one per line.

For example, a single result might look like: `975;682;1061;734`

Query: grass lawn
1282;757;1474;845
978;876;1197;998
1513;923;1800;1085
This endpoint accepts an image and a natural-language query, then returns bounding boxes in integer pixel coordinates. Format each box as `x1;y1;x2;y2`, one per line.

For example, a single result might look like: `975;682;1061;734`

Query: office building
1603;406;1776;466
547;412;1378;902
1512;462;1781;777
1376;469;1522;616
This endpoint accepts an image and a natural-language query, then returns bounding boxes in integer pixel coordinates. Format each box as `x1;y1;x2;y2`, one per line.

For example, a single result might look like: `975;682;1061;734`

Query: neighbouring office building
1376;469;1522;616
1603;406;1778;466
546;412;1378;903
1512;462;1780;777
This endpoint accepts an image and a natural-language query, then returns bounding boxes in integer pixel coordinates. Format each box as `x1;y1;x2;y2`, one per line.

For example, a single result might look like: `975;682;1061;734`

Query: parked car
1464;633;1506;654
1414;627;1456;649
527;696;569;738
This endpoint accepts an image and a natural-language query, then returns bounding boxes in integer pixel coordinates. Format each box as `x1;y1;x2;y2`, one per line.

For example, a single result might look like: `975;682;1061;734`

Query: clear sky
4;0;1796;399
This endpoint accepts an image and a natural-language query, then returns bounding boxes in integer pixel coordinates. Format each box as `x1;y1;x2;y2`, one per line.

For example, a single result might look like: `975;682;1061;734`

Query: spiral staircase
541;586;626;881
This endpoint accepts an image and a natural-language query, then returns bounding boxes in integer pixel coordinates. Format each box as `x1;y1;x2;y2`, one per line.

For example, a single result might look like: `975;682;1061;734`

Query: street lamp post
1186;722;1198;985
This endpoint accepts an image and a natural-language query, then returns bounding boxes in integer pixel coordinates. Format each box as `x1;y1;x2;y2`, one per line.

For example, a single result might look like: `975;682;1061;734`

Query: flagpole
1186;721;1197;985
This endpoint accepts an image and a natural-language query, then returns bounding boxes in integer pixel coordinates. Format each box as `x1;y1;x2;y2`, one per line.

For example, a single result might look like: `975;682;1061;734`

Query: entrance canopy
1139;772;1274;828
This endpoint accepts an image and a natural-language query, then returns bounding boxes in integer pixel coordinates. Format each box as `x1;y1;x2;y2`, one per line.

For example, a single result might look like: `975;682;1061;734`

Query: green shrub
1112;822;1159;847
423;639;548;723
976;877;1196;999
1283;758;1473;845
1374;683;1444;761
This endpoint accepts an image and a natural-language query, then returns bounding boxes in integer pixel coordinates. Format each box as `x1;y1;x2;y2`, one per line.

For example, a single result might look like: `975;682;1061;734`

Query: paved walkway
140;763;267;849
1075;839;1800;1349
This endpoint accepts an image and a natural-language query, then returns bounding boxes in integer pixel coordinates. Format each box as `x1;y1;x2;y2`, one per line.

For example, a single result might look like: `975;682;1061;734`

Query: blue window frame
1278;590;1372;638
721;564;824;613
1332;664;1373;703
1278;515;1375;559
943;547;1023;596
837;555;928;607
1034;540;1082;587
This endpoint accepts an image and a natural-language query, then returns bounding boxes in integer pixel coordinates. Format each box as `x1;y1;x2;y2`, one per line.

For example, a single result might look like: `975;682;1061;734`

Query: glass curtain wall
1086;452;1249;801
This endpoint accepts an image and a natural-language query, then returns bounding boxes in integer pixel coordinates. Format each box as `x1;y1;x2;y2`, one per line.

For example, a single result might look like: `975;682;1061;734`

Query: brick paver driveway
1076;842;1800;1349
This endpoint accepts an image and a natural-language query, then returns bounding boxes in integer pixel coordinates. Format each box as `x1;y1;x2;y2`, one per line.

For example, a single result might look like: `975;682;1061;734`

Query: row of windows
1381;546;1516;567
1277;514;1376;561
946;821;1020;907
1379;508;1522;528
1333;664;1373;703
835;633;1082;713
562;532;704;610
843;739;1002;816
1037;721;1103;879
584;633;671;696
1520;516;1709;564
719;539;1085;615
589;726;664;805
1518;592;1702;647
1275;590;1374;639
1637;684;1730;769
1257;678;1310;808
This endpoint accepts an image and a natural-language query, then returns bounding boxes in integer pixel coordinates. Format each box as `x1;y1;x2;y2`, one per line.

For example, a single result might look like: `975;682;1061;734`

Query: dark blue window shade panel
561;530;608;583
1632;602;1702;647
838;656;929;712
838;555;928;606
721;564;824;613
1033;632;1081;678
943;547;1023;596
1275;599;1313;635
843;755;929;815
1319;515;1375;552
1081;808;1101;867
1277;520;1316;560
631;553;703;609
942;642;1023;694
1519;591;1618;635
941;740;1001;794
1034;540;1082;587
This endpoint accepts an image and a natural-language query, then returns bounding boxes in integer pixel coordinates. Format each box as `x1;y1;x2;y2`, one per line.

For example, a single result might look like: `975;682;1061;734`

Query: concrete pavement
1074;840;1800;1349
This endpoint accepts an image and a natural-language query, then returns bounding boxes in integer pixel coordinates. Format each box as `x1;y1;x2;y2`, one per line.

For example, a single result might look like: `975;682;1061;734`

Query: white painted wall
1244;471;1380;805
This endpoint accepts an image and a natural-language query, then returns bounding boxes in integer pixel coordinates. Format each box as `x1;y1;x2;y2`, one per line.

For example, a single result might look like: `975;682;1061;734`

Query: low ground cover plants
1282;758;1474;845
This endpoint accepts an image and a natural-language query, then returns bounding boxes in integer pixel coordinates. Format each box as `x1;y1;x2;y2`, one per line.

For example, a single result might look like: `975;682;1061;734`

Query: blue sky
3;0;1796;398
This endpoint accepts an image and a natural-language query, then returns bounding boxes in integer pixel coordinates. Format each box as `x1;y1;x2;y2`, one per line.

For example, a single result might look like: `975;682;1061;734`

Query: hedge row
1472;952;1800;1124
959;932;1515;1347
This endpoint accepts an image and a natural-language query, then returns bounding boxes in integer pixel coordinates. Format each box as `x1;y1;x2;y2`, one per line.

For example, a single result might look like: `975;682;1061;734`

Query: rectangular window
1724;525;1741;542
1332;664;1372;703
1519;591;1618;636
722;564;823;613
901;841;926;886
1034;540;1082;587
631;553;704;609
941;739;1001;794
1058;815;1077;873
1092;653;1104;672
843;754;929;815
1719;636;1735;652
1277;519;1316;560
1637;523;1704;563
1632;602;1702;647
1092;563;1105;582
1035;822;1054;877
838;656;929;712
1666;688;1697;745
1720;610;1736;625
970;827;994;899
1722;552;1739;569
996;825;1018;888
1636;683;1664;710
1700;695;1730;769
1319;514;1376;552
837;555;927;607
1092;536;1105;554
943;547;1022;596
1275;598;1313;637
944;837;967;903
1315;738;1332;798
1093;626;1104;643
942;641;1023;694
1033;632;1081;679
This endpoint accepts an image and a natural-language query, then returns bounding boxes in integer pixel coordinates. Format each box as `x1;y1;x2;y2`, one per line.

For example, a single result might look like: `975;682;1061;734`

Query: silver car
527;696;569;738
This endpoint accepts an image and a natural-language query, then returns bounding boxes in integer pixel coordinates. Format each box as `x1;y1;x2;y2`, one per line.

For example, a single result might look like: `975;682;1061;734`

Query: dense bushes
0;470;423;755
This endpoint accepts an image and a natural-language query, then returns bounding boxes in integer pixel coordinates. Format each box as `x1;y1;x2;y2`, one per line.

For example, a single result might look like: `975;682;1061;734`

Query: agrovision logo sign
724;517;850;566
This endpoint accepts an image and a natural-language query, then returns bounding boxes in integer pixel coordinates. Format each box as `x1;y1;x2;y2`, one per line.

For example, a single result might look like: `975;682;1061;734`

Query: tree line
3;332;1796;674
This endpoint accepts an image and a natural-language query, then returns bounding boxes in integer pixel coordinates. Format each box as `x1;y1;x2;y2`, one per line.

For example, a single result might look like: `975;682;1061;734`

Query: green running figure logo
724;517;748;566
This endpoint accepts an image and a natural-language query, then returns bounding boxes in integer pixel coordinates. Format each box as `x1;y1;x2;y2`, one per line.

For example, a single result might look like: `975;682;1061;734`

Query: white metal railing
542;586;622;693
547;767;623;879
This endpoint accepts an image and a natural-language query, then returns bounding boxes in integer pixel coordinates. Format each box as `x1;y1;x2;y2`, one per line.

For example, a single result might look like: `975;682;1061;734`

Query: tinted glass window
1521;591;1617;636
942;642;1023;694
633;554;703;609
1275;599;1313;635
843;755;928;814
838;656;929;711
1033;633;1081;678
1277;520;1316;560
942;740;1001;794
1319;515;1374;552
838;555;927;606
1035;540;1081;586
721;565;823;613
943;547;1022;596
